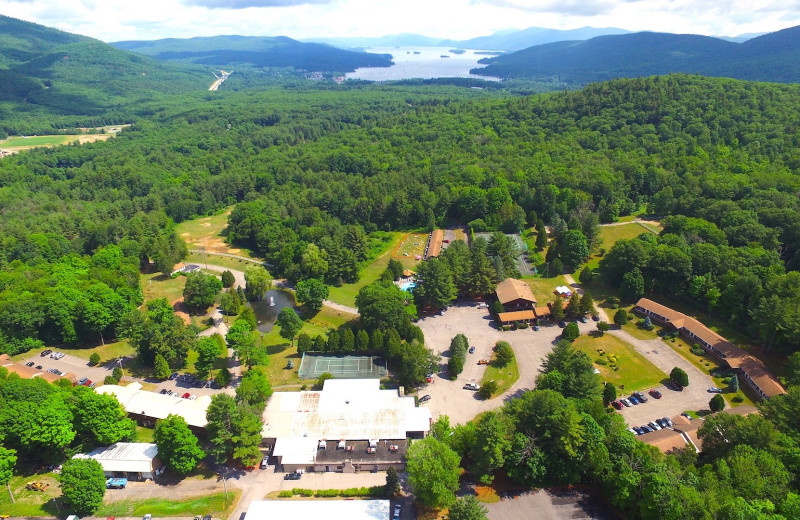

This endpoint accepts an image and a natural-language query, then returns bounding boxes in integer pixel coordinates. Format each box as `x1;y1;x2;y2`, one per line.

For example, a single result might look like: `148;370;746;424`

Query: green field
573;332;666;392
97;491;240;518
479;354;520;398
522;275;571;305
0;472;63;517
186;252;262;272
327;232;404;307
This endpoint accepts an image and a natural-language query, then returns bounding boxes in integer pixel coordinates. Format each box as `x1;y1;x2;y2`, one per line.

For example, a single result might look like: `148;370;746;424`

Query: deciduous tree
154;415;204;475
244;265;272;301
182;272;223;313
295;278;329;312
276;307;303;348
59;458;105;515
406;436;461;508
670;367;689;388
448;495;488;520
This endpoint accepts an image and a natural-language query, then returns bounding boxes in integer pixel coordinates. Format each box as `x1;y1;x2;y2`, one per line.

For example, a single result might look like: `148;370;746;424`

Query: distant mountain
113;35;393;72
307;26;630;52
440;26;631;52
472;26;800;84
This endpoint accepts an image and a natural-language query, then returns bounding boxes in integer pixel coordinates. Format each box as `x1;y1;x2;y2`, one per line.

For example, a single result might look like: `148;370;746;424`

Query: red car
611;401;623;410
182;392;191;399
649;389;663;399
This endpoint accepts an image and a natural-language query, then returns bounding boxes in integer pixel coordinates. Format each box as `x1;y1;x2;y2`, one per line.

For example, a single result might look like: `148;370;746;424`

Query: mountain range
472;26;800;84
113;35;392;71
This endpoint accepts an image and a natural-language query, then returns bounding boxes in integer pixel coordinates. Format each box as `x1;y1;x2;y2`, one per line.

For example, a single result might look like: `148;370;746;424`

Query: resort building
634;299;785;400
96;382;212;432
262;379;431;473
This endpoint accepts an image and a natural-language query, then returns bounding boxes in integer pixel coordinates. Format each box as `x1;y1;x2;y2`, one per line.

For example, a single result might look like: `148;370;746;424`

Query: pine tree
565;292;581;317
579;291;595;315
154;353;171;380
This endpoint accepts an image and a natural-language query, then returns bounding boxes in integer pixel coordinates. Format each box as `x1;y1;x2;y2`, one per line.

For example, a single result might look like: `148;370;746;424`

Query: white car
463;383;480;390
708;387;723;393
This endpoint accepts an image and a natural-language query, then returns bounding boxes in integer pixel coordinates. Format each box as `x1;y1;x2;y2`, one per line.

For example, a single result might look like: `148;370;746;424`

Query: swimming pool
400;281;416;292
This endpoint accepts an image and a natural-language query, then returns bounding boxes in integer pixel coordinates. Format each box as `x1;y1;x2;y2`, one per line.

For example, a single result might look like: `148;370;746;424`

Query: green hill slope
473;26;800;84
113;35;393;72
0;14;89;67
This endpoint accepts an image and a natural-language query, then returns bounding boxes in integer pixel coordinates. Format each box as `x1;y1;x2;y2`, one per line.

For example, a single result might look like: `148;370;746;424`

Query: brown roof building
635;299;786;400
425;230;444;259
0;354;76;384
496;278;537;310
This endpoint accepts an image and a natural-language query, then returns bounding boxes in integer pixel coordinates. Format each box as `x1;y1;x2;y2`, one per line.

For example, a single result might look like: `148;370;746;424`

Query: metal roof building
96;382;212;429
74;442;160;480
245;500;390;520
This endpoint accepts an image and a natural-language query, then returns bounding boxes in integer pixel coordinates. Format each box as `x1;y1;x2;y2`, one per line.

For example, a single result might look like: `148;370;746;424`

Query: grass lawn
186;252;261;272
573;333;666;392
599;222;657;248
0;471;64;517
175;207;255;258
479;355;520;398
97;491;240;518
521;275;570;304
9;338;135;364
0;135;77;149
135;425;155;443
143;271;186;304
328;232;404;307
260;306;359;387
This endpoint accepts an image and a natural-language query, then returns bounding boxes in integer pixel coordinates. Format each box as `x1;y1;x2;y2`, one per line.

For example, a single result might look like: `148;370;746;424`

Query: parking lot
19;351;116;386
417;303;599;426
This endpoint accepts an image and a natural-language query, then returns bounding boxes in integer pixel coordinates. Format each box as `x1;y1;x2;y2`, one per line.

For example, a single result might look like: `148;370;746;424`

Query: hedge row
280;486;385;498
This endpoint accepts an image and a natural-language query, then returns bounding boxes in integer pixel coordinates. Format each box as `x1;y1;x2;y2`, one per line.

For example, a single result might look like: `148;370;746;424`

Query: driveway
485;488;619;520
608;329;716;426
417;304;598;426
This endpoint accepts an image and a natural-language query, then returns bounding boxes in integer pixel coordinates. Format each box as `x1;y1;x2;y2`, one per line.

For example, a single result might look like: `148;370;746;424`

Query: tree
579;291;594;315
614;309;629;326
385;465;400;497
448;334;468;379
297;333;312;355
387;259;405;281
355;329;369;352
398;341;440;388
301;243;328;279
154;415;204;475
535;229;548;251
560;229;589;270
579;267;594;284
597;321;610;334
603;382;617;406
341;328;355;352
670;367;689;388
562;322;580;342
730;374;740;392
215;367;232;387
565;292;581;317
537;340;601;400
414;257;457;311
195;336;222;380
121;298;195;367
621;267;645;301
231;408;265;468
406;436;461;508
154;353;171;380
469;411;511;483
478;380;498;399
221;270;235;288
276;307;303;348
244;265;272;301
295;278;329;312
182;272;223;313
89;352;100;366
355;282;408;332
70;386;135;444
448;495;488;520
490;300;504;316
59;458;105;515
0;446;17;503
219;290;239;320
710;393;725;412
317;372;334;389
549;258;563;276
494;341;515;367
112;366;123;381
236;369;273;411
550;299;565;322
205;394;237;464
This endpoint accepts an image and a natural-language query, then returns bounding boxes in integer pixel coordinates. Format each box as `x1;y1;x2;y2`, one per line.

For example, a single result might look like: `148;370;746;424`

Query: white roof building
96;382;211;428
244;500;390;520
262;379;431;440
73;442;159;480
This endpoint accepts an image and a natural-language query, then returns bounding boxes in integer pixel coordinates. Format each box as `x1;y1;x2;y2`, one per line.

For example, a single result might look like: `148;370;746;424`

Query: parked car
160;389;168;394
655;418;667;428
708;387;723;393
648;421;661;431
640;425;652;433
662;417;674;427
681;412;693;420
35;365;42;370
592;315;600;321
393;504;401;519
284;472;302;480
620;398;632;407
611;401;623;410
468;347;475;354
633;427;644;435
41;349;52;357
143;515;152;520
82;379;92;387
533;325;540;331
169;372;179;380
558;321;566;328
106;478;127;489
632;391;648;402
78;377;88;385
189;395;197;400
628;395;640;405
477;359;490;365
260;457;269;469
579;316;588;323
649;389;663;399
419;394;431;403
463;383;480;391
477;302;488;309
182;393;191;399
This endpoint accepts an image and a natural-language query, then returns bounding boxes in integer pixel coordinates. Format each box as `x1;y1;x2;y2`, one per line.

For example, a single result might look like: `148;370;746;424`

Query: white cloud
0;0;799;42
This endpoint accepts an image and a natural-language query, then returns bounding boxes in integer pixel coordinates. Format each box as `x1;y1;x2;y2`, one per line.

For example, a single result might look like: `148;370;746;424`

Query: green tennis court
298;353;388;379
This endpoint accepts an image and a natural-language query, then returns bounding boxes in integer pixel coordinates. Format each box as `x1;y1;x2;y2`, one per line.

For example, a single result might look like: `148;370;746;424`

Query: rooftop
496;278;537;305
74;442;158;473
262;379;431;440
426;229;444;259
96;382;212;428
244;500;390;520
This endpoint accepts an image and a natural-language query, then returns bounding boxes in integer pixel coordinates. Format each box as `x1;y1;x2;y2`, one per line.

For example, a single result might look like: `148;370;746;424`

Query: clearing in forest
175;208;255;257
392;232;429;262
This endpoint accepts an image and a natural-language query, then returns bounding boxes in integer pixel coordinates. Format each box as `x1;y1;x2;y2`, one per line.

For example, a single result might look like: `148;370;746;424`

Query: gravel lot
417;303;598;426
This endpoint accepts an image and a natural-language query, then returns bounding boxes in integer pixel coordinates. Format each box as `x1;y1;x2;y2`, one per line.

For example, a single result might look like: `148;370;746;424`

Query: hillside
112;35;393;72
0;14;89;68
441;26;631;52
472;26;800;84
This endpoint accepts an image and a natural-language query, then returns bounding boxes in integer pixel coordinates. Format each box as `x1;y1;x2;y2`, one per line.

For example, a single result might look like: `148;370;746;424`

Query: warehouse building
74;442;161;481
96;382;211;432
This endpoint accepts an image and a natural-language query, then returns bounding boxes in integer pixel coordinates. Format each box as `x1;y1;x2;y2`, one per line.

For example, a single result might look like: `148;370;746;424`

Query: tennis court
298;353;388;380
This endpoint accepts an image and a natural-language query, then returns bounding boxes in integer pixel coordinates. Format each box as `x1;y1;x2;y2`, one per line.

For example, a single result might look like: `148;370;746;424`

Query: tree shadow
266;343;291;355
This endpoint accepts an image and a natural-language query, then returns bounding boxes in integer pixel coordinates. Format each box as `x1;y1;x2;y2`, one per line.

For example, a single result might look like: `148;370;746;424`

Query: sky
1;0;799;43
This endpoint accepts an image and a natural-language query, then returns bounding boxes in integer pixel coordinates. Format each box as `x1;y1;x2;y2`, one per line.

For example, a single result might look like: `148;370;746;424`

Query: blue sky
2;0;799;42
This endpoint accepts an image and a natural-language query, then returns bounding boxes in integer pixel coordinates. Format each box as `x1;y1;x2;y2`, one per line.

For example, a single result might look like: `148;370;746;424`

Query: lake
345;46;502;82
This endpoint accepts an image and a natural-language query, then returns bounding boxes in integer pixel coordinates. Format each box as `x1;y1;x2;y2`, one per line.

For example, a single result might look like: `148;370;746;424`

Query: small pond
248;289;296;333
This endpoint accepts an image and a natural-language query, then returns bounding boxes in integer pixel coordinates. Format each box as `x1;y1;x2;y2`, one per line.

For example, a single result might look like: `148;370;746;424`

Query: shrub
690;347;706;356
293;488;314;497
732;395;744;403
478;380;498;399
518;322;529;329
112;366;123;381
103;375;118;385
89;352;101;366
494;341;515;367
278;491;293;498
595;358;607;365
